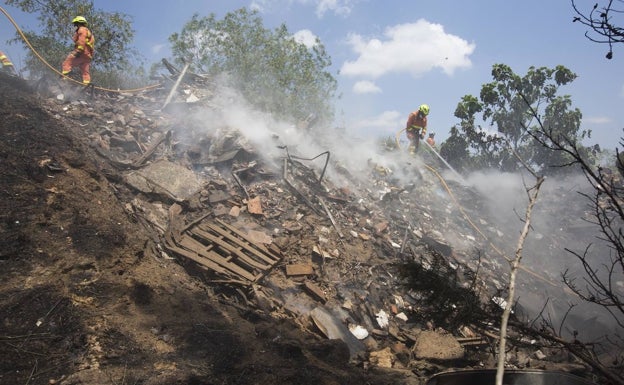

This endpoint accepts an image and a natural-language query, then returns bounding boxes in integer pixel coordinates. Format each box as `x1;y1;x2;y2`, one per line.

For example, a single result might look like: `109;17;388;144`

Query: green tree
447;64;590;174
168;8;337;124
6;0;141;87
439;126;470;173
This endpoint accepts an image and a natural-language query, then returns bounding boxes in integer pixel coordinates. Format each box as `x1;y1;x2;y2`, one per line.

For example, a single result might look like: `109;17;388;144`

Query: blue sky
1;0;622;150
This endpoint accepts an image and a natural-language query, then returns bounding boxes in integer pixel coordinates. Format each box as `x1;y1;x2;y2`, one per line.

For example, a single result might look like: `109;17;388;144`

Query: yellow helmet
419;104;430;116
72;16;88;25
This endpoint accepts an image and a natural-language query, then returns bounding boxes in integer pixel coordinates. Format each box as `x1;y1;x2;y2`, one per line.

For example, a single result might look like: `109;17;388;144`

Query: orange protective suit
405;110;428;151
0;50;15;73
62;24;95;84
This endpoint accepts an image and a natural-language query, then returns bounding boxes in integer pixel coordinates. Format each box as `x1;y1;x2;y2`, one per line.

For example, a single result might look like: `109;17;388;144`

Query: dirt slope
0;74;419;384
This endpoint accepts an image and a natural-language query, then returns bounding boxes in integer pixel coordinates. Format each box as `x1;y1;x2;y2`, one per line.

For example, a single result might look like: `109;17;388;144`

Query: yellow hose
394;127;555;285
0;5;161;93
395;127;405;149
6;0;556;288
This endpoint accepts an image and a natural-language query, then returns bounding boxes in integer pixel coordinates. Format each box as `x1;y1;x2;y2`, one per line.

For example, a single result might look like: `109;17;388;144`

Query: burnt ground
0;74;423;385
0;71;612;385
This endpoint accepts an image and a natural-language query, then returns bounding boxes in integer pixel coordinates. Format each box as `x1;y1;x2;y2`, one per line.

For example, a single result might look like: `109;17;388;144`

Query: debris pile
23;69;611;382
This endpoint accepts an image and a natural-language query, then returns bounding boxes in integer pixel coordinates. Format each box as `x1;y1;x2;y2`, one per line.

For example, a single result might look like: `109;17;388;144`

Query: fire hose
0;5;161;93
396;127;558;286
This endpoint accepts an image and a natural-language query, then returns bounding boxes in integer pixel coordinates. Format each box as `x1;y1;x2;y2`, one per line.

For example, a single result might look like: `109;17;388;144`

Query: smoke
172;78;620;343
175;78;424;195
464;169;619;341
465;170;527;221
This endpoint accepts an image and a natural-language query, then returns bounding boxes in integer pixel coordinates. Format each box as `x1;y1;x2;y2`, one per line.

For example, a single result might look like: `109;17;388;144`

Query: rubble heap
0;70;611;384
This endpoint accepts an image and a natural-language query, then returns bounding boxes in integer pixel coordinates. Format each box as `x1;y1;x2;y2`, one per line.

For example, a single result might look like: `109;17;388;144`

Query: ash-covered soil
0;74;419;385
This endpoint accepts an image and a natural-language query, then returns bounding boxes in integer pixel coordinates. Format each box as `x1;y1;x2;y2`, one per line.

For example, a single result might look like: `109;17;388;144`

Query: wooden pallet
165;216;281;284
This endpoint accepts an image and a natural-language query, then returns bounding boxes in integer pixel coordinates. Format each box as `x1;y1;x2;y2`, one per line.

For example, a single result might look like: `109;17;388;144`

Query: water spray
422;139;467;185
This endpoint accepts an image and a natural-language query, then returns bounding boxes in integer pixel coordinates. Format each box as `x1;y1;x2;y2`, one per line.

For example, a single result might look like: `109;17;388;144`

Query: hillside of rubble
0;70;610;385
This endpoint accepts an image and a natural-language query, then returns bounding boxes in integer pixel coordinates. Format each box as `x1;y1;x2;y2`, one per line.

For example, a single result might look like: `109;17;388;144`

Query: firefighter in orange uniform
61;16;95;85
0;50;16;74
426;132;436;147
405;104;429;153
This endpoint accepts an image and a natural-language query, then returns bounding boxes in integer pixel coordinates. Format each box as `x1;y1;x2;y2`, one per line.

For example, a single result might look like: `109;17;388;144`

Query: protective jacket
0;50;14;68
62;25;95;84
406;110;427;137
72;25;95;58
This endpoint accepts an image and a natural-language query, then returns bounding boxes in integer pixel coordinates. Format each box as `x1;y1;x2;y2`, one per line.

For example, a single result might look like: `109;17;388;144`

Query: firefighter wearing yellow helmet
61;16;95;84
405;104;430;153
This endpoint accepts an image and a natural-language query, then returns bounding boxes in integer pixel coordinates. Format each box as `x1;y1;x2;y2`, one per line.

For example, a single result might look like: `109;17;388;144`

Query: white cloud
293;29;318;48
350;110;402;131
353;80;381;94
250;0;356;18
584;116;612;124
249;0;271;12
315;0;355;17
151;44;165;55
341;19;475;79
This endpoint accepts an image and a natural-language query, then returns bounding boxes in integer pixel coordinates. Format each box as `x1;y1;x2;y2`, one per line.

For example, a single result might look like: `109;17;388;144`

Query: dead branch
513;319;624;385
571;0;624;59
515;87;624;382
496;174;544;385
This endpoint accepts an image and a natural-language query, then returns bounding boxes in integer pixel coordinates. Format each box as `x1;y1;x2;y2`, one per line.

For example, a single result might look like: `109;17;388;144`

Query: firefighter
426;132;436;147
0;50;16;74
405;104;429;153
61;16;95;85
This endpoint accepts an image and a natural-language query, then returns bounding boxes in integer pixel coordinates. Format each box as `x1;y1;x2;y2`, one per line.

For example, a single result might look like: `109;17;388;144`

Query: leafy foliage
439;125;470;172
445;64;592;174
6;0;143;88
168;8;337;124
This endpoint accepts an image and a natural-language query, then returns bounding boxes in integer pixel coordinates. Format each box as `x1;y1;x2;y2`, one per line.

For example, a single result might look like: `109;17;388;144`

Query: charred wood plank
164;207;281;283
318;196;343;238
164;234;231;278
132;130;171;167
213;219;281;264
177;235;256;281
188;227;270;270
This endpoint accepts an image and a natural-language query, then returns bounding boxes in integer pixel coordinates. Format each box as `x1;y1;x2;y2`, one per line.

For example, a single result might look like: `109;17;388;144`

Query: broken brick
286;263;314;276
247;196;263;214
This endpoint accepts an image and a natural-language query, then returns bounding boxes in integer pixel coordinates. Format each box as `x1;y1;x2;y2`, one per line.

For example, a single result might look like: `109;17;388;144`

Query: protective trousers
62;53;91;84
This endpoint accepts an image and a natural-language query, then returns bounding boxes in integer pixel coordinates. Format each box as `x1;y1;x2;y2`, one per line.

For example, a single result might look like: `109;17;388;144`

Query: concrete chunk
124;160;203;201
310;306;365;359
412;330;464;360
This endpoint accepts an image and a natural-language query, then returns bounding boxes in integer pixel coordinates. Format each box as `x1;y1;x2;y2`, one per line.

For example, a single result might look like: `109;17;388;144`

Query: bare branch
572;0;624;58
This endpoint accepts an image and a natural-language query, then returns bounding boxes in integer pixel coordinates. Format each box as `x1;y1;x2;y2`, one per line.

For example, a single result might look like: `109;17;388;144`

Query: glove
73;51;82;58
